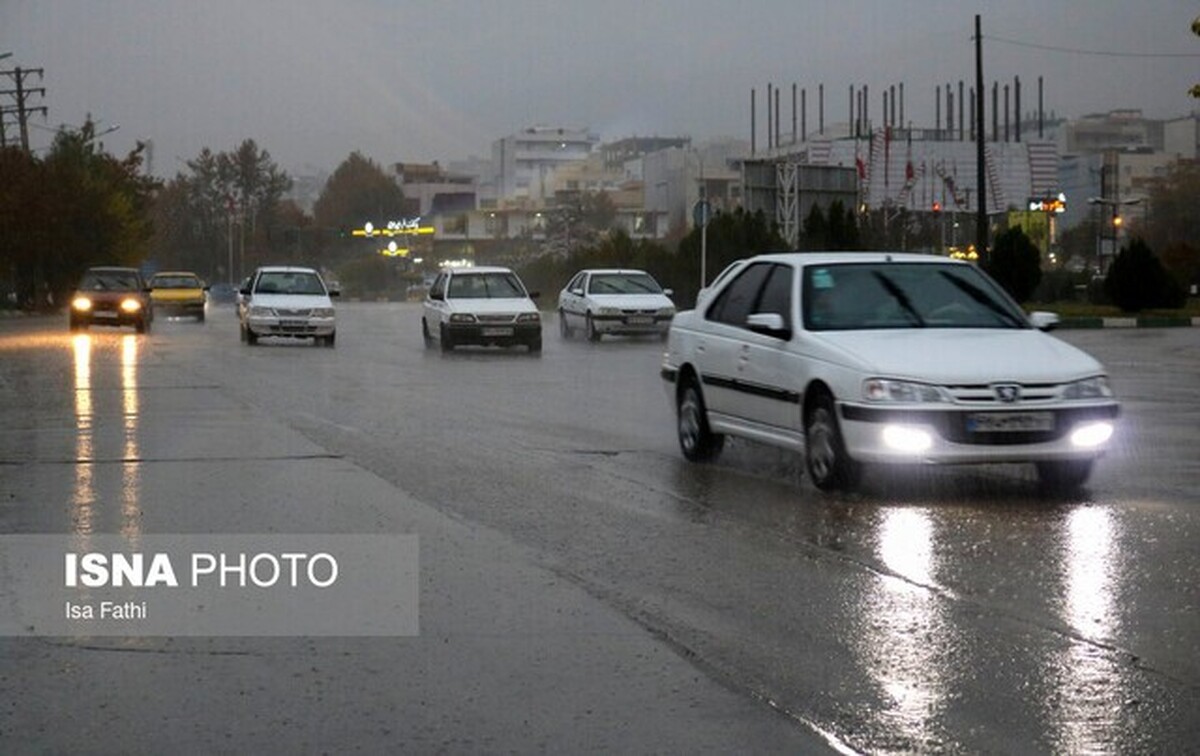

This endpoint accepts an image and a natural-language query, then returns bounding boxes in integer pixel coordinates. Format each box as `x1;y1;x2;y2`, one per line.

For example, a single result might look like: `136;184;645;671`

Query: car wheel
135;317;147;334
559;309;571;338
585;313;601;342
439;324;454;352
805;392;861;491
422;319;433;347
245;326;258;346
528;337;542;353
196;311;205;323
69;317;83;332
1036;459;1094;492
677;376;724;462
326;331;336;347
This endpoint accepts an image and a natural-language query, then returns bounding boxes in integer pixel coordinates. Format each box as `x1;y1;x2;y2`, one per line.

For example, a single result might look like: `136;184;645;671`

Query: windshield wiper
937;271;1025;328
871;271;925;327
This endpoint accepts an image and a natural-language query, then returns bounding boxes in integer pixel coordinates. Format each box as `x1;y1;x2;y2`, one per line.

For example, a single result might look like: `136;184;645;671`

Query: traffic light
932;201;942;214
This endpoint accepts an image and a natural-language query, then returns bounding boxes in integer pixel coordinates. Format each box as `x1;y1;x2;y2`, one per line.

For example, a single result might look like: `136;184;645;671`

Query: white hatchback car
239;265;338;346
557;269;676;341
662;252;1120;491
422;266;542;352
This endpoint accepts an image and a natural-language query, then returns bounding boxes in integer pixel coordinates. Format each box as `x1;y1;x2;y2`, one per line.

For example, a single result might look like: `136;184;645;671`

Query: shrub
985;227;1042;303
1103;238;1186;312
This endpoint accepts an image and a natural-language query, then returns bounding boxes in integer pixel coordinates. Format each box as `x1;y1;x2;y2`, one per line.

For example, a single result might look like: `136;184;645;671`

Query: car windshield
254;271;326;296
802;262;1029;331
79;271;141;291
587;273;662;295
447;272;526;299
151;275;201;289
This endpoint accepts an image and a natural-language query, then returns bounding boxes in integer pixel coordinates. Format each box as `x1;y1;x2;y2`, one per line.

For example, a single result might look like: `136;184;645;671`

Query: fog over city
5;0;1198;175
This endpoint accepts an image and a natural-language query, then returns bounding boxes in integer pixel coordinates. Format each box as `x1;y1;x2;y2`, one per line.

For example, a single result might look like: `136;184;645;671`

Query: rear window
79;271;141;291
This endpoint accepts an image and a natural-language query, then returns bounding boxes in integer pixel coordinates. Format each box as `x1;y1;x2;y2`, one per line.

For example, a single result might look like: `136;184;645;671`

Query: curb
1058;316;1200;329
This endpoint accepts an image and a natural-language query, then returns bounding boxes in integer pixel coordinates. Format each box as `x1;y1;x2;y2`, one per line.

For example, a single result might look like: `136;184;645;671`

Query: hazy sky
5;1;1198;177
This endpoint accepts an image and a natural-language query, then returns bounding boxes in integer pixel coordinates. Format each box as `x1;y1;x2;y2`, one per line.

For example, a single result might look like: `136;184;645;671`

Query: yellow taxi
148;271;208;321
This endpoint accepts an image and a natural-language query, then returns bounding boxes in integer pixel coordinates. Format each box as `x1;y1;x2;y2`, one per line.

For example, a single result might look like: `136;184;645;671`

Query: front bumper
591;313;672;335
839;402;1121;464
447;322;541;346
153;299;205;316
246;315;335;338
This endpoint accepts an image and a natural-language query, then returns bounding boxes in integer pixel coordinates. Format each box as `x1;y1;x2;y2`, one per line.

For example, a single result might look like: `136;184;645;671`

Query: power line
985;34;1200;59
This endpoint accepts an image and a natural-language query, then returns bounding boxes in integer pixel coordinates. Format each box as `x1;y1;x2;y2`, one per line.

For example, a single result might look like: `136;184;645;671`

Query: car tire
245;325;258;346
677;376;724;462
422;319;433;348
135;317;147;334
323;331;336;348
439;324;454;352
559;309;571;338
69;317;84;332
585;313;601;343
805;391;861;491
196;311;205;323
1036;459;1094;492
528;337;542;353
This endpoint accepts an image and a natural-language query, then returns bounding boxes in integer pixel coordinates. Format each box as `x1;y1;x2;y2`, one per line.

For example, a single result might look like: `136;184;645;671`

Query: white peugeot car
239;265;338;346
557;268;676;341
662;252;1119;491
422;266;542;352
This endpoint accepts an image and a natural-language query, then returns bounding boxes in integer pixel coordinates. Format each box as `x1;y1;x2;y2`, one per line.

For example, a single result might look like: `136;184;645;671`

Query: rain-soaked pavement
0;303;1197;754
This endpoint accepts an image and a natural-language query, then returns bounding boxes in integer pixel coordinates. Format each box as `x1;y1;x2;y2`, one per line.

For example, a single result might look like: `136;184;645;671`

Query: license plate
967;412;1054;432
280;320;306;328
92;311;118;319
481;327;513;337
626;316;654;325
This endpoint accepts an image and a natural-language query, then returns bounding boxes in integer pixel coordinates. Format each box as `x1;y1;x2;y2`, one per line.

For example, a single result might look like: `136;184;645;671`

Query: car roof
255;265;320;274
151;270;201;277
746;251;969;267
86;266;140;273
448;266;514;275
578;268;651;276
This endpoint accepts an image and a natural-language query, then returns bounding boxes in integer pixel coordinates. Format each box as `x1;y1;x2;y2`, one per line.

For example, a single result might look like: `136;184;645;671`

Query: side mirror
428;291;443;302
239;287;251;297
328;289;341;298
745;312;791;340
570;288;584;296
663;288;674;297
528;291;541;300
1029;311;1059;332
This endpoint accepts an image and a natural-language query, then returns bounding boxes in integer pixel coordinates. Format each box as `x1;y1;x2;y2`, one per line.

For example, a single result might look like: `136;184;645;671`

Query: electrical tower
0;66;48;151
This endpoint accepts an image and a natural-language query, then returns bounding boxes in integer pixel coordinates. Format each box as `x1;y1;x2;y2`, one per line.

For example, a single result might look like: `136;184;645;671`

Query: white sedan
558;269;675;341
662;252;1119;491
239;265;337;346
422;266;542;352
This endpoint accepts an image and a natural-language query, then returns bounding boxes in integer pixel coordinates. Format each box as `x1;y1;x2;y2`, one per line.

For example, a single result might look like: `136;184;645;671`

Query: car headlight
597;307;620;316
120;298;142;313
72;297;92;311
449;313;477;324
658;307;676;317
312;308;335;318
863;378;948;403
516;312;540;323
248;306;274;317
1062;376;1112;400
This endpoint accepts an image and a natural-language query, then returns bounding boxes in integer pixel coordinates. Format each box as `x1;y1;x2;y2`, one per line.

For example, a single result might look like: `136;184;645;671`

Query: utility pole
0;66;48;152
974;15;989;263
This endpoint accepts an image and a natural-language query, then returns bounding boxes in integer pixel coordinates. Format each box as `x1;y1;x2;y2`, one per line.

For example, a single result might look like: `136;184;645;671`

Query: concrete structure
392;162;478;217
643;139;747;232
491;126;599;203
742;159;857;249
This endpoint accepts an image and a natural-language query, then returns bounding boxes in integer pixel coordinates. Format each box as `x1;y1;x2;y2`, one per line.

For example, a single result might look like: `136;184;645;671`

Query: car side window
429;274;446;299
755;264;794;328
706;263;773;327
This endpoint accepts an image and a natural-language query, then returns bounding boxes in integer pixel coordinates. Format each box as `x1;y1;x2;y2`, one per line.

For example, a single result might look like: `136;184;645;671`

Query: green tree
1104;238;1186;312
1140;160;1200;286
985;226;1043;303
313;152;405;252
1;119;156;308
802;203;827;250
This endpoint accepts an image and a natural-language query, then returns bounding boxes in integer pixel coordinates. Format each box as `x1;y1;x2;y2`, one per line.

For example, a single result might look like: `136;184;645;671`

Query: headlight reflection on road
120;334;142;539
1051;507;1128;752
71;334;95;537
853;508;952;748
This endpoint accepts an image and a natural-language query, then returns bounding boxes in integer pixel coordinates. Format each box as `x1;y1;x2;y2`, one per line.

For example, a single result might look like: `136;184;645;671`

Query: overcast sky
5;1;1198;177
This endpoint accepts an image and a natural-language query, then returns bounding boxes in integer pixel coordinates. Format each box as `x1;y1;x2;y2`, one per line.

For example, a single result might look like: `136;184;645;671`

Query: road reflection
68;333;143;540
1050;506;1129;752
852;507;953;750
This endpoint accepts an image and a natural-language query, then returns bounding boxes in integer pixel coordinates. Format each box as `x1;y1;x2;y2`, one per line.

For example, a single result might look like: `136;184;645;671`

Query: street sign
693;199;711;228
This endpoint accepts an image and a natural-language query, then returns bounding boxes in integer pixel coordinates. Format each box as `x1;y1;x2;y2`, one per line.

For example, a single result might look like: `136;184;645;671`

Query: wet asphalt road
1;303;1198;754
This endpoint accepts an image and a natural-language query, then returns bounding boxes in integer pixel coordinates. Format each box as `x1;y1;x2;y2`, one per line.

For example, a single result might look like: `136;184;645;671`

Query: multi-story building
642;139;747;232
491;126;599;203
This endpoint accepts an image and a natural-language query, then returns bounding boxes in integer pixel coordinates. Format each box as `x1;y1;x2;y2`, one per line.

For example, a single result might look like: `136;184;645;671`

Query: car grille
274;308;313;317
476;314;517;324
620;308;659;315
944;383;1061;405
